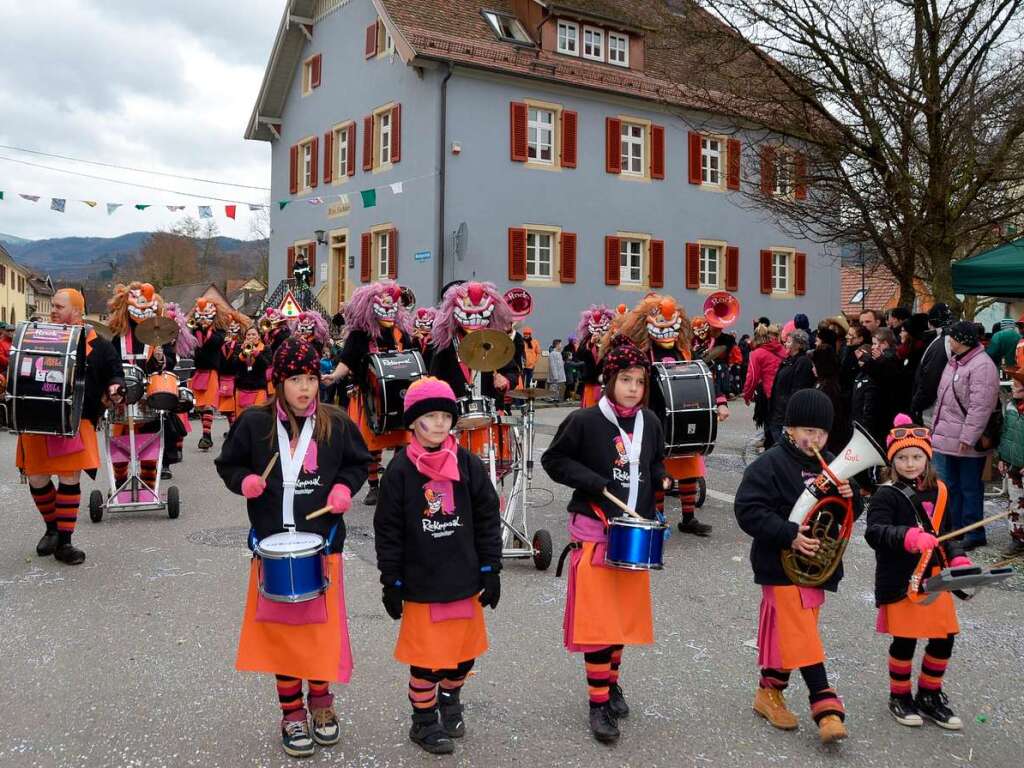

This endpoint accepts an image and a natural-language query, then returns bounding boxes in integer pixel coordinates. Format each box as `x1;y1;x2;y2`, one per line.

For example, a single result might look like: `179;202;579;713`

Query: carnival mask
454;282;496;333
372;285;401;328
127;283;158;324
413;309;435;337
646;297;683;348
587;309;611;339
193;298;217;329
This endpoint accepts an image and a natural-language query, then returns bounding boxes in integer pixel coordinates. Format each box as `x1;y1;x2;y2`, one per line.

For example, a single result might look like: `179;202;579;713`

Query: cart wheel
695;476;707;509
532;529;553;571
167;486;180;519
89;490;104;523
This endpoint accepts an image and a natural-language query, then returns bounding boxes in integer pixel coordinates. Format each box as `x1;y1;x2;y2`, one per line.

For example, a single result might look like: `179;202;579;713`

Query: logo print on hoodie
423;487;444;518
613;436;629;467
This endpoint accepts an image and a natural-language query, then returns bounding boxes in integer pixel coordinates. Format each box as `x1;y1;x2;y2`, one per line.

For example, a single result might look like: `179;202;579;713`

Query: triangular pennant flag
278;200;291;210
20;194;40;202
107;203;123;215
198;205;213;219
279;290;302;317
135;204;151;211
360;189;377;208
390;181;404;195
50;198;66;213
248;204;264;211
0;191;5;201
167;205;185;212
81;200;97;208
225;205;237;219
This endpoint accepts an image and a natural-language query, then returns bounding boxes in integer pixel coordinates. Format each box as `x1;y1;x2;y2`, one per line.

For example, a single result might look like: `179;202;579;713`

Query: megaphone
703;291;740;329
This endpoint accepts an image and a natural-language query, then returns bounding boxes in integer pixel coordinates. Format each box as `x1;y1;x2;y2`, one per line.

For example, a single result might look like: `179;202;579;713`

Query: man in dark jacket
765;329;814;448
863;328;906;445
910;303;953;425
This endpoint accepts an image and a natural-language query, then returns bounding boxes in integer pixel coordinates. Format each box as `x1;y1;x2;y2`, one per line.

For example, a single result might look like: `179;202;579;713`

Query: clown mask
646;297;683;348
127;283;158;324
587;309;611;339
193;298;217;329
454;282;496;333
372;285;401;328
414;309;434;338
297;313;317;340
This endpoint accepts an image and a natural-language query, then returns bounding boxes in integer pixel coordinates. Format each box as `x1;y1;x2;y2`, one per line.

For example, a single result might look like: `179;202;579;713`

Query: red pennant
225;205;237;219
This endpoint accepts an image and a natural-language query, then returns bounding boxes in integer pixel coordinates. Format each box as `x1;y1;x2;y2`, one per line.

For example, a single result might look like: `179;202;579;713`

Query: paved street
1;404;1022;768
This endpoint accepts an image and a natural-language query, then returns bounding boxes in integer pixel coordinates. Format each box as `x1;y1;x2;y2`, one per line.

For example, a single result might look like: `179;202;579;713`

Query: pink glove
949;555;973;568
327;484;352;515
903;527;938;554
241;474;267;499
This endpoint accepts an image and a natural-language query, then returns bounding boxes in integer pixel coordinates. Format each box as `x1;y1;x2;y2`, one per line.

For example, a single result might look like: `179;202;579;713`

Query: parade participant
187;298;227;450
218;310;249;431
735;389;857;743
573;305;614;408
162;302;198;471
294;310;329;355
17;288;124;565
233;325;272;414
408;306;437;370
215;336;371;759
865;414;969;729
260;307;292;353
374;377;502;755
542;334;668;745
322;280;412;506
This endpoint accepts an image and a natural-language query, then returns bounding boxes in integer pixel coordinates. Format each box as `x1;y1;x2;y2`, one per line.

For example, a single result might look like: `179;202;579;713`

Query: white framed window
620;122;645;176
526;231;554;279
377;22;394;56
528;107;555;164
608;32;629;66
376;231;391;278
332;124;351;180
301;140;314;190
557;20;579;55
774;154;792;196
620;239;644;284
772;251;791;293
583;26;604;61
379;111;392;166
699;244;722;289
302;59;314;95
701;137;722;185
482;11;532;44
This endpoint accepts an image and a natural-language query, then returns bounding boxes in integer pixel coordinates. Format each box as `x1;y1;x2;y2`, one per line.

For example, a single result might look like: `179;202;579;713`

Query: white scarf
276;415;315;528
598;395;644;512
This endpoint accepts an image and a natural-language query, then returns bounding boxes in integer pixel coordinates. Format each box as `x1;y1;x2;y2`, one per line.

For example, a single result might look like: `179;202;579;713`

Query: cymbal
459;329;514;372
508;388;549;400
136;316;180;347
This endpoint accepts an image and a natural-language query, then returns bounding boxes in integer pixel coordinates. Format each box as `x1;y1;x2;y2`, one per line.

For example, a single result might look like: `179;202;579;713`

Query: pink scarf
609;400;639;418
406;434;460;514
277;399;319;472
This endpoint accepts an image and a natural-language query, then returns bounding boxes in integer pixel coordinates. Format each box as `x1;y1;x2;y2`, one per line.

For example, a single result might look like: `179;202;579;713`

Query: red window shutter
508;228;527;281
795;252;807;295
650;239;665;288
365;22;378;59
685;242;699;289
604;236;621;285
760;250;773;294
289;145;298;194
287;246;296;276
391;104;402;163
311;54;322;88
560;232;577;283
605;118;621;174
651;125;665;180
322;131;333;184
510;102;528;162
561;110;578;169
688;132;702;185
347;125;357;176
795;153;808;200
387;229;398;279
309;136;319;188
363;115;374;171
725;245;739;291
308;243;317;286
760;146;776;195
360;233;372;282
727;139;741;191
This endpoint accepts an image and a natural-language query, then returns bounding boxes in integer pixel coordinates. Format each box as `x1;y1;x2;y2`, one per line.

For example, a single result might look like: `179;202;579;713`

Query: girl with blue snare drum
541;335;669;745
215;337;371;759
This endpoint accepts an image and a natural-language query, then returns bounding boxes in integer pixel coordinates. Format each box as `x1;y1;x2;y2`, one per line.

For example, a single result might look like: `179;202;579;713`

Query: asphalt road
1;403;1021;768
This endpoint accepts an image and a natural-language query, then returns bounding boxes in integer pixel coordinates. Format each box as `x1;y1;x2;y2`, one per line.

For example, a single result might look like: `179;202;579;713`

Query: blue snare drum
256;530;329;603
605;516;667;571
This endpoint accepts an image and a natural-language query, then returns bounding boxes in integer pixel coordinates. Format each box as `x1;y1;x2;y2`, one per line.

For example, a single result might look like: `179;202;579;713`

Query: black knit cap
948;320;979;348
272;336;321;383
784;388;834;432
601;334;650;380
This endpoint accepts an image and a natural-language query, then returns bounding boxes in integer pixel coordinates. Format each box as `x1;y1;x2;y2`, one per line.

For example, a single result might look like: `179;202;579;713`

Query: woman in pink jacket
742;324;786;454
930;322;1000;549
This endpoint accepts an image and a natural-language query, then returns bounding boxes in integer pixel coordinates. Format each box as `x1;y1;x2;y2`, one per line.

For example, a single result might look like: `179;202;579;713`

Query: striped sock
201;411;213;437
308;679;332;709
585;647;613;707
30;481;57;527
609;646;623;685
679;478;698;519
409;668;439;711
276;675;306;721
919;653;950;692
55;482;80;536
368;452;382;487
140;460;158;488
759;668;791;690
439;659;474;698
809;687;845;723
888;637;916;697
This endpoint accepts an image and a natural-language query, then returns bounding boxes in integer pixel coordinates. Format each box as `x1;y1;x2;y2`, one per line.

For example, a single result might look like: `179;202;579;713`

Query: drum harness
892;481;971;602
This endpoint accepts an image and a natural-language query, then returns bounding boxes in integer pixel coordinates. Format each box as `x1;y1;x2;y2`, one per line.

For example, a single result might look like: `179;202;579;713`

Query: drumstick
305;504;333;521
934;510;1011;544
260;453;279;481
602;489;644;520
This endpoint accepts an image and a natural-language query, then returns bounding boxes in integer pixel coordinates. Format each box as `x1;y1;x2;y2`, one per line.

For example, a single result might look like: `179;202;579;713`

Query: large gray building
246;0;838;341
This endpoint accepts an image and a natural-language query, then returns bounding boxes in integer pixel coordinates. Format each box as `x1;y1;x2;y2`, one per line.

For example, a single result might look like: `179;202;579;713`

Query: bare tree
136;232;201;288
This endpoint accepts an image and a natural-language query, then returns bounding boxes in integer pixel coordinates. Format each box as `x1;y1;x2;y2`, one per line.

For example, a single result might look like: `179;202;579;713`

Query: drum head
258;531;324;555
650;361;717;456
7;322;87;436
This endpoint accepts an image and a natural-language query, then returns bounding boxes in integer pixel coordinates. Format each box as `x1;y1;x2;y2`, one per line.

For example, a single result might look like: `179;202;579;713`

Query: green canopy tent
952;238;1024;297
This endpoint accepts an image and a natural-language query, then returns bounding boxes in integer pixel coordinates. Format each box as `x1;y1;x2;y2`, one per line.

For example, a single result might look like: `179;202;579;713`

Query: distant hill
0;232;33;249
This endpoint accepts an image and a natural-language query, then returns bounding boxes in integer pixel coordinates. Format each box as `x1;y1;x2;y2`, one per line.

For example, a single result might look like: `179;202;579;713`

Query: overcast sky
0;0;284;242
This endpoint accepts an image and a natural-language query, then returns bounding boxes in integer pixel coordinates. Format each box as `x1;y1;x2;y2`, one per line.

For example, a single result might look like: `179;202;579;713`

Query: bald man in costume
16;289;125;564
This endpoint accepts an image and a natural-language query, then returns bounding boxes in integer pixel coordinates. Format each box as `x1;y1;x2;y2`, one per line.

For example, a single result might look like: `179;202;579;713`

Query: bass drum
363;351;426;435
649;360;717;457
5;321;87;436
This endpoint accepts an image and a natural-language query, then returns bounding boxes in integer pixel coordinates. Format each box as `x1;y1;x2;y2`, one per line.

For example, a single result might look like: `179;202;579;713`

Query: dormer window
482;11;533;45
583;26;604;61
557;20;579;55
608;32;629;66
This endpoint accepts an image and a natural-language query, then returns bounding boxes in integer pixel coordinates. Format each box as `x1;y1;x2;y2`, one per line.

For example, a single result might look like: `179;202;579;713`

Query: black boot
589;703;620;743
54;538;85;565
915;690;962;730
438;687;466;738
677;517;712;536
198;434;213;451
363;486;379;506
608;683;630;719
409;709;454;754
161;467;173;480
36;524;59;557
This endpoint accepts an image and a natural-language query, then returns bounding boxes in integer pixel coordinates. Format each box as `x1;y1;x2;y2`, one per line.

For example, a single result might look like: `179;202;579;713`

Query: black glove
478;570;501;610
382;583;403;620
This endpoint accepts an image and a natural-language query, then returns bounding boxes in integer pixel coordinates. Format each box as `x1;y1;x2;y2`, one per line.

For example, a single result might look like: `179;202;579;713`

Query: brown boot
818;714;847;743
753;687;798;730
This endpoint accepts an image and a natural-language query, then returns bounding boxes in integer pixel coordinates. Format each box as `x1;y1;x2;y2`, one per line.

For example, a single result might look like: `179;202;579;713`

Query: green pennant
278;200;291;210
135;204;151;211
0;191;5;201
360;189;377;208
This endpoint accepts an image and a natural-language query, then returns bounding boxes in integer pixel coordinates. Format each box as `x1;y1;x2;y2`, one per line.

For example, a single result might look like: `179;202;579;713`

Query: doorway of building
331;232;347;312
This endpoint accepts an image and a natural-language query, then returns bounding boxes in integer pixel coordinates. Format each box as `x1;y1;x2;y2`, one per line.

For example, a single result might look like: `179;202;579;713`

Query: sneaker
310;706;341;746
888;695;923;726
752;687;798;730
915;690;963;730
409;709;455;754
589;703;620;744
608;683;630;719
677;518;712;536
281;717;315;758
438;688;466;738
197;434;213;451
53;543;85;565
363;486;379;506
36;530;59;557
818;714;848;743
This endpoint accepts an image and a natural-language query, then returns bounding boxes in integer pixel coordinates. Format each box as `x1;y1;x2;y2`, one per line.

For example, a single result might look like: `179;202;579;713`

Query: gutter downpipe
437;62;454;301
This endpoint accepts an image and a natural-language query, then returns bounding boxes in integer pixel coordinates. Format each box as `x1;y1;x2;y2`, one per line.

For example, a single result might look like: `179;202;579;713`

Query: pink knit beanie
403;376;459;428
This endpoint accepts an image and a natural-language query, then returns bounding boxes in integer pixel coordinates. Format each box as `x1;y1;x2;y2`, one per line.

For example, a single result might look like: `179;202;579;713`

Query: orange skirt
567;541;653;648
16;420;100;475
665;454;704;480
758;585;825;670
348;392;409;452
395;599;488;669
218;395;236;414
880;593;959;638
191;370;220;409
236;553;353;683
581;383;602;408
